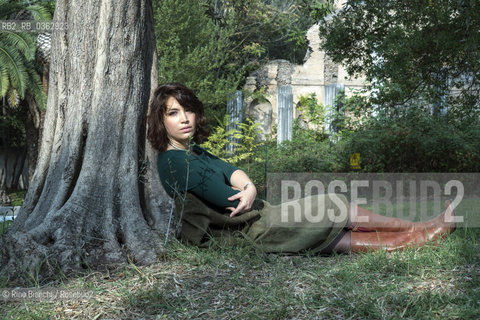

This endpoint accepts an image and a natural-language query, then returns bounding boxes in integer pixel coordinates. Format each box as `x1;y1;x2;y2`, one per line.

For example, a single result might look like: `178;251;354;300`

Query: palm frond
0;44;28;98
25;62;46;109
25;4;52;20
0;1;25;19
0;65;9;97
0;0;50;108
0;31;36;60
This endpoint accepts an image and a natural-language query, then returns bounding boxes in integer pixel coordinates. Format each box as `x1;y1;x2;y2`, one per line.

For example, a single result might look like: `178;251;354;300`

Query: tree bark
0;0;173;284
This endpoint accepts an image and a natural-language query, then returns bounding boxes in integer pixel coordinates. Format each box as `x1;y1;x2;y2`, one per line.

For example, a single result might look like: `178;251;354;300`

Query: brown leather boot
350;200;456;233
350;230;443;253
349;212;455;253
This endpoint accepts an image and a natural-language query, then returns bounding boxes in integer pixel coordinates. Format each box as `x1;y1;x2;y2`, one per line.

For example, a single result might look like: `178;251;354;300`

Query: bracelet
243;182;252;190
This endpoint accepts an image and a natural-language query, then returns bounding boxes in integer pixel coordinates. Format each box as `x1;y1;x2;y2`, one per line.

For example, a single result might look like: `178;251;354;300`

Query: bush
337;109;480;172
265;138;336;173
201;116;263;168
205;96;480;197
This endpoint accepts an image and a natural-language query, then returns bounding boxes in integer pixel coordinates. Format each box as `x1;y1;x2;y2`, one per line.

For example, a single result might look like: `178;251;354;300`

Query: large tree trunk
0;0;173;284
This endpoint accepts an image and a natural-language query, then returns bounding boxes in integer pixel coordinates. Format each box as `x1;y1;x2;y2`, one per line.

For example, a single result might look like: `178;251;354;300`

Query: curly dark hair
147;83;209;151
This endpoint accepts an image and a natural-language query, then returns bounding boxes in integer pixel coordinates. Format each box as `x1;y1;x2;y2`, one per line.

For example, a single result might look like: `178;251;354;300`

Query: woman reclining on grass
147;83;456;254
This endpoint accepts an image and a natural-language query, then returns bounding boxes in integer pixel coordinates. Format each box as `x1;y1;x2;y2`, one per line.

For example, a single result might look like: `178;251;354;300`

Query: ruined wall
244;22;368;136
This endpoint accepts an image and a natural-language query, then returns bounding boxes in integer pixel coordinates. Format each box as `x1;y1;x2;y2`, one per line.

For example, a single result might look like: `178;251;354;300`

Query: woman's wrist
245;182;257;198
243;182;253;190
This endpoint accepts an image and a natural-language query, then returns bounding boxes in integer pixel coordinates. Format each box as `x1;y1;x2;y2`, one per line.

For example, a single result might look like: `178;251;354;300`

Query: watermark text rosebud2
267;173;472;225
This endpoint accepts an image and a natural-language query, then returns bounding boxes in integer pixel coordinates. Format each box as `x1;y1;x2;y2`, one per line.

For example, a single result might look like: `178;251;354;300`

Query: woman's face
163;96;196;146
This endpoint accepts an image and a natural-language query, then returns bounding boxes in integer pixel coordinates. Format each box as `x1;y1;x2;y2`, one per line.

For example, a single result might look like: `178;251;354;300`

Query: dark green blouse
157;145;240;209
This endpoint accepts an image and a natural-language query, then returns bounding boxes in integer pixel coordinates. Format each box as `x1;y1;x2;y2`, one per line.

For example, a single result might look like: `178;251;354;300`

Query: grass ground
1;197;479;319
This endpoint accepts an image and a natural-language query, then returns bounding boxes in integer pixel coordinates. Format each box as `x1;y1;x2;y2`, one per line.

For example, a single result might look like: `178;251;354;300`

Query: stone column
226;91;243;153
323;83;345;134
277;85;293;144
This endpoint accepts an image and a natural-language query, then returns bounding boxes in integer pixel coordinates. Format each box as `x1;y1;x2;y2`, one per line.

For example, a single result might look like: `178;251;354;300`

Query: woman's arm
227;169;257;217
158;152;241;208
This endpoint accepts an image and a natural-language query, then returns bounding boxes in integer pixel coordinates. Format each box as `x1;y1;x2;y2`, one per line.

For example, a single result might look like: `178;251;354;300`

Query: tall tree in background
320;0;480;118
154;0;240;116
1;0;171;283
209;0;329;63
154;0;328;121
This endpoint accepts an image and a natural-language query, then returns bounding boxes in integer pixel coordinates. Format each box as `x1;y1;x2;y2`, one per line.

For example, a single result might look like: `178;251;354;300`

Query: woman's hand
226;184;257;217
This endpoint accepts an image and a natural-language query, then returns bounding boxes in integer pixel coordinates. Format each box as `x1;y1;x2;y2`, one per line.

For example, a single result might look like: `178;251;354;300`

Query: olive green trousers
176;192;350;254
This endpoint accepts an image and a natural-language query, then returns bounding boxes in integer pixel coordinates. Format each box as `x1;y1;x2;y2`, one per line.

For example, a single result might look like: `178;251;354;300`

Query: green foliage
320;0;480;116
7;189;25;206
308;0;335;20
0;0;51;110
153;0;480;174
201;116;263;172
235;118;263;173
153;0;242;121
325;90;373;138
209;0;324;64
336;107;480;172
265;137;336;173
241;91;480;176
255;94;336;174
153;0;332;122
200;115;239;161
296;93;325;128
0;0;52;149
289;93;328;146
0;104;26;147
